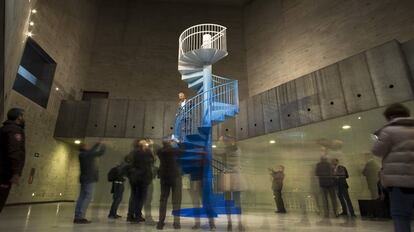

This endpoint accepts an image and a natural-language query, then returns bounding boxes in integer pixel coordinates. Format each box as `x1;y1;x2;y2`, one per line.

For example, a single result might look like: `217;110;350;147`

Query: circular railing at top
178;24;227;57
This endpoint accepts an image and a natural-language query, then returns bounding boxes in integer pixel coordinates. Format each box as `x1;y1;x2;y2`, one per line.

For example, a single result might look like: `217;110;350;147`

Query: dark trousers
389;187;414;232
109;182;124;216
321;186;338;217
158;178;182;224
0;185;11;213
128;181;149;218
337;186;355;216
273;189;286;212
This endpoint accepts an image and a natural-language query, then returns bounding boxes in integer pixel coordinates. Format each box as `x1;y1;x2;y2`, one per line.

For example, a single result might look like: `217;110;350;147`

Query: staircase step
182;71;204;83
186;133;207;142
198;126;211;135
188;77;204;90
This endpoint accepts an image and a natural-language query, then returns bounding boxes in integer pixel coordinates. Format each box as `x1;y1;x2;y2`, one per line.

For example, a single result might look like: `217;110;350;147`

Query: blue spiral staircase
172;24;240;218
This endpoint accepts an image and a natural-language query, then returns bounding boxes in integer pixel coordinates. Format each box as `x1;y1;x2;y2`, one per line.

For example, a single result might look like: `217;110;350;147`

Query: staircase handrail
178;24;227;57
174;79;238;140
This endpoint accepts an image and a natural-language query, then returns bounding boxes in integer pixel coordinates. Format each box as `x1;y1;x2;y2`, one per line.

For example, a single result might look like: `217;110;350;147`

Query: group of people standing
73;138;183;231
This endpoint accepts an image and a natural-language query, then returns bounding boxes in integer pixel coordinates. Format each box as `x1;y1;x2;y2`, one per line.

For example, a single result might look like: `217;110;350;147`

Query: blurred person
268;165;286;214
315;152;338;218
332;158;355;217
73;141;106;224
372;103;414;232
217;135;245;231
156;139;183;230
143;138;158;225
0;108;26;213
107;163;126;219
178;92;187;108
126;140;154;223
362;153;380;199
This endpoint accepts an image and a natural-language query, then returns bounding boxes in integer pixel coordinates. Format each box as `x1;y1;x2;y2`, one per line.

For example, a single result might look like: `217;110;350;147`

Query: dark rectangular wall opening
82;91;109;101
13;37;56;108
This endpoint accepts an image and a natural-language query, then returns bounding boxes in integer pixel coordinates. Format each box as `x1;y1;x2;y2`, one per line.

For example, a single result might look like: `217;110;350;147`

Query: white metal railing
174;78;238;141
178;24;227;58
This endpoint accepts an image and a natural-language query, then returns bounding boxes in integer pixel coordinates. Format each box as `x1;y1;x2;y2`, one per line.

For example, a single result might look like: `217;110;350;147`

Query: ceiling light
269;140;276;144
55;87;59;91
29;21;35;26
342;125;351;130
358;116;362;120
31;9;37;14
74;140;81;144
27;31;33;37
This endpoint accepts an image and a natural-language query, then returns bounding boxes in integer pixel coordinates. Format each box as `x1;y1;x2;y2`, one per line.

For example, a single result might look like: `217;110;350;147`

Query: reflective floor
0;203;404;231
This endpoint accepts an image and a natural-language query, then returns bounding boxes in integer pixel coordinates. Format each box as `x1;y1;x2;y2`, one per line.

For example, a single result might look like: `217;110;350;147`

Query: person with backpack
107;164;126;219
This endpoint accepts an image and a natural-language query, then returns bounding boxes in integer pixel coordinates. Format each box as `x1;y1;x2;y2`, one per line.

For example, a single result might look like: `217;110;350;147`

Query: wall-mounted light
29;21;35;26
31;9;37;14
358;116;362;120
212;145;217;148
55;87;59;91
59;193;62;196
31;193;35;197
269;140;276;144
342;125;351;130
74;140;81;145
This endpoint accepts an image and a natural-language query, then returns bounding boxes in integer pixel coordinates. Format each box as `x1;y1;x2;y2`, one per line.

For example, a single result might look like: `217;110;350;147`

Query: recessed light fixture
27;31;33;37
212;145;217;148
74;140;81;145
269;140;276;144
55;87;59;91
31;9;37;14
342;125;351;130
29;21;35;26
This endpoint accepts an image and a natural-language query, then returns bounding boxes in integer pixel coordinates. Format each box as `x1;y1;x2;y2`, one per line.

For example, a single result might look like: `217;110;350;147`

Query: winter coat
372;117;414;188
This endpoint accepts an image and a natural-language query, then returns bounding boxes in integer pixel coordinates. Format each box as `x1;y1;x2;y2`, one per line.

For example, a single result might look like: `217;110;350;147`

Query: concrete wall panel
163;101;178;138
339;53;378;113
261;88;281;133
125;100;145;138
295;74;322;125
144;101;164;139
85;99;108;137
277;82;300;130
236;100;248;140
366;41;414;106
105;99;129;137
247;95;265;137
315;64;348;120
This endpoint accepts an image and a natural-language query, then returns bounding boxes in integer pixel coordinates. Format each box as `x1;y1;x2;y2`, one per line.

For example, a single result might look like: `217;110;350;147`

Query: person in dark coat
0;108;26;213
126;140;155;223
315;154;338;218
108;164;126;219
332;158;355;217
269;165;286;214
73;142;106;224
156;139;182;230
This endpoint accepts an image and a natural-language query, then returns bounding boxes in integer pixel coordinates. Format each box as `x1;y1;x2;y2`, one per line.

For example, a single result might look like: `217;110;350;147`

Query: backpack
107;167;119;182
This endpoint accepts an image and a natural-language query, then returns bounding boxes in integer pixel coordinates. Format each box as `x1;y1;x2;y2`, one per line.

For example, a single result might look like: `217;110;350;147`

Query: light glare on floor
269;140;276;144
342;125;351;130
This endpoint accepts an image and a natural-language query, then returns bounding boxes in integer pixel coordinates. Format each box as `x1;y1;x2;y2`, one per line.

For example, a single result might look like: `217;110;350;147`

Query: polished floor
0;203;405;231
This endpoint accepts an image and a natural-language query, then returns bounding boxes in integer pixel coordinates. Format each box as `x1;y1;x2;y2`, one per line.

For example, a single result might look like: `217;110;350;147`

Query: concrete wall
4;0;99;203
85;0;248;101
244;0;414;96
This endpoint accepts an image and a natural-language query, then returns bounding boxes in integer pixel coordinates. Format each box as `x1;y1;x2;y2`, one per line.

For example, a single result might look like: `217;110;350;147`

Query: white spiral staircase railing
173;23;240;218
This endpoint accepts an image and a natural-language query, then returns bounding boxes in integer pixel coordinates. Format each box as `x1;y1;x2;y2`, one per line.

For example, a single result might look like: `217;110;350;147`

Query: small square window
13;38;56;108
